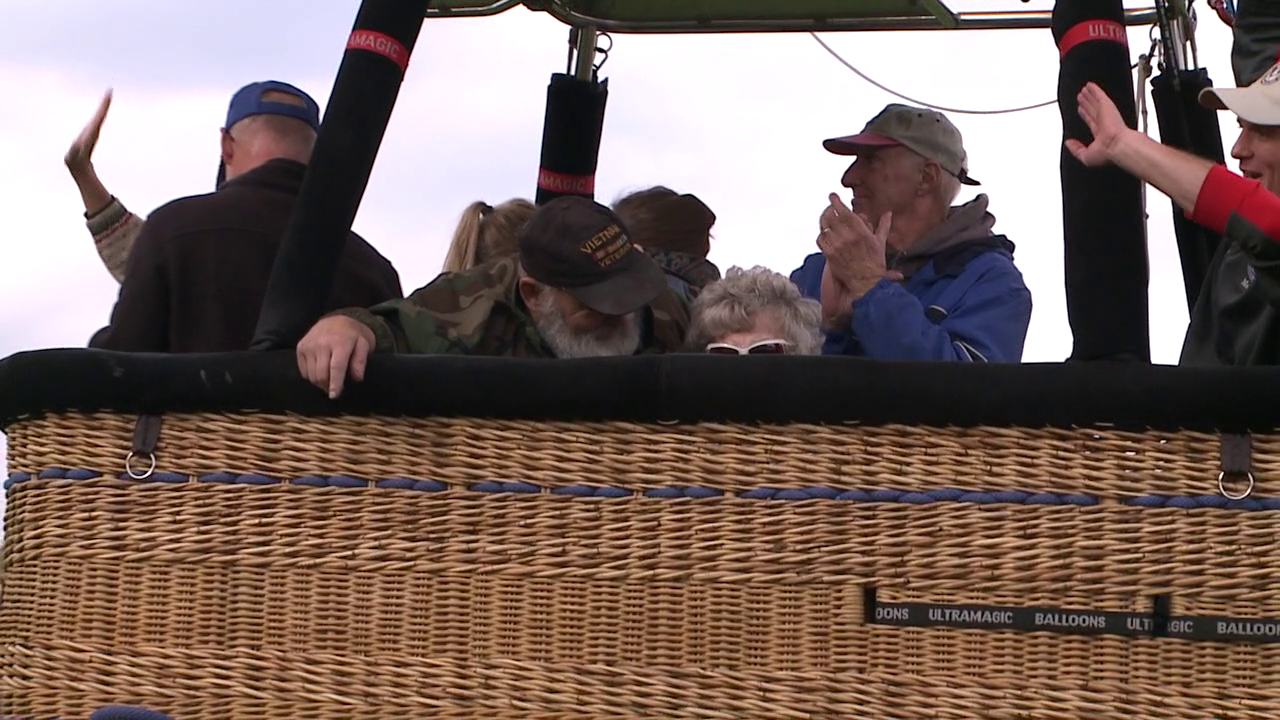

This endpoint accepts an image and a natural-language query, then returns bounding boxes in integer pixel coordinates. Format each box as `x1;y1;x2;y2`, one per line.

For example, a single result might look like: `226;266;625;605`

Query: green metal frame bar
426;0;524;18
919;0;960;30
424;1;1160;33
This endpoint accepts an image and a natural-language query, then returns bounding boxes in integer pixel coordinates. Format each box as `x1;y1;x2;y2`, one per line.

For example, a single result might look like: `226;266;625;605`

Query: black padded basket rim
0;349;1277;432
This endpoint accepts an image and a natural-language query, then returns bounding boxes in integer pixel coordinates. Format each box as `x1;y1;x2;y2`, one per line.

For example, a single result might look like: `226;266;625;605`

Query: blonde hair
441;198;536;273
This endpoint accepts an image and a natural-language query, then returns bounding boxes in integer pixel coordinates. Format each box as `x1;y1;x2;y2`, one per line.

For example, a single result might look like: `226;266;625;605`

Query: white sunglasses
704;339;793;355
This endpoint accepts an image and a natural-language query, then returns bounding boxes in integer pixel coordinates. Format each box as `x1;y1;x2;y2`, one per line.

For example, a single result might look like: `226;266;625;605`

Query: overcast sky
0;1;1242;510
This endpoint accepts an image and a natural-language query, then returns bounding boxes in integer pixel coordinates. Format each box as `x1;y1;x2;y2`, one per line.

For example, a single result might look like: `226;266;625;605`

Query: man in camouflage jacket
297;195;690;397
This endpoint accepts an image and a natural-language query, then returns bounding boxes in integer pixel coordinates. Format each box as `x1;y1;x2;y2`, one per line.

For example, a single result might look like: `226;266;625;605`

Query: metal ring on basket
125;451;157;480
1217;470;1255;501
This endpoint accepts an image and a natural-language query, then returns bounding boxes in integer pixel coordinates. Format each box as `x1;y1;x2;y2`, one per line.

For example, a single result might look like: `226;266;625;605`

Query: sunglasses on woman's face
704;339;792;355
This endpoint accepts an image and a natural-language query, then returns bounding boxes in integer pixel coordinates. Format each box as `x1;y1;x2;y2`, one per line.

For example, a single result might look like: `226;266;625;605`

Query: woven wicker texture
4;411;1280;718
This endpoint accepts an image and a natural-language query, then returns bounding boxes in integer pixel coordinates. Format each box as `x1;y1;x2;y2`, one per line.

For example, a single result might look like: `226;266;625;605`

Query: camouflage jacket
335;256;690;356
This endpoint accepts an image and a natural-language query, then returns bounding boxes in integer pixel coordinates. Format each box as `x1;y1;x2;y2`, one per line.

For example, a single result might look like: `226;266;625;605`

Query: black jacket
91;159;403;353
1180;165;1280;366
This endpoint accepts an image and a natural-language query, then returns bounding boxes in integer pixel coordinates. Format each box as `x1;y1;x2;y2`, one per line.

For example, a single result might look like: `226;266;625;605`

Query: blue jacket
791;236;1032;362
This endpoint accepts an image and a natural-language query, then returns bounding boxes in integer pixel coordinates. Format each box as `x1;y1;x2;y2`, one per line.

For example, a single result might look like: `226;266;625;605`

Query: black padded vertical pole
534;73;609;205
1055;0;1151;362
1232;0;1280;86
1150;69;1226;310
249;0;431;351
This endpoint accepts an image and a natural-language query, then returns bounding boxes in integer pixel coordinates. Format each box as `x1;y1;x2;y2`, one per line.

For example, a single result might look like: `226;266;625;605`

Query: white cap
1199;61;1280;125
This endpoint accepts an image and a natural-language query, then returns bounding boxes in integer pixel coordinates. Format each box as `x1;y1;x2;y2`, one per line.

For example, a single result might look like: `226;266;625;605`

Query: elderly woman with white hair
686;265;824;355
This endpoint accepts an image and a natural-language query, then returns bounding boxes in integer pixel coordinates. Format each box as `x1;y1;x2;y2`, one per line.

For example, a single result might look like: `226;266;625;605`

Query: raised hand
65;89;113;174
1065;82;1131;168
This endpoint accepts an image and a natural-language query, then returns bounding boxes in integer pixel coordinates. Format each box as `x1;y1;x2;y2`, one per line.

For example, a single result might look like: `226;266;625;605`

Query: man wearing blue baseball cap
90;80;402;353
214;80;322;187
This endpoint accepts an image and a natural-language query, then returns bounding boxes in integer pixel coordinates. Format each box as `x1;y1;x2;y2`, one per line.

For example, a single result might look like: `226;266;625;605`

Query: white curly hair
686;265;823;355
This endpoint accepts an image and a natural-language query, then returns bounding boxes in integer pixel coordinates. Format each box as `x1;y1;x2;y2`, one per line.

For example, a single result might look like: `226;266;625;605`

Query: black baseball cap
518;196;668;316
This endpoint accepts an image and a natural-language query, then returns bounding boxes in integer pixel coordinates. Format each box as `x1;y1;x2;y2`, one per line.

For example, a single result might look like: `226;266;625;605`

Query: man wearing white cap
791;103;1033;363
1068;64;1280;366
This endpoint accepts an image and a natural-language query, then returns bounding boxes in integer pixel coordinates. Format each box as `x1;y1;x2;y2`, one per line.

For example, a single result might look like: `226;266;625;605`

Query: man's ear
219;128;235;166
918;161;941;197
517;276;542;309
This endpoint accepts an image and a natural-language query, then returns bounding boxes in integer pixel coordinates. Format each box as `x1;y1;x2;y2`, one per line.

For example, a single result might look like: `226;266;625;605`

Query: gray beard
531;289;643;358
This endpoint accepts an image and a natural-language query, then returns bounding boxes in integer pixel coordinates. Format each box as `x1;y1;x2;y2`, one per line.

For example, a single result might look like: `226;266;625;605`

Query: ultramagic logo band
538;168;595;195
1057;19;1128;58
346;30;408;73
870;601;1280;644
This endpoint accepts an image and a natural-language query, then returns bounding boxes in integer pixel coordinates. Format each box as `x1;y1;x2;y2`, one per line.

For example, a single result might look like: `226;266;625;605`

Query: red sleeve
1188;163;1280;241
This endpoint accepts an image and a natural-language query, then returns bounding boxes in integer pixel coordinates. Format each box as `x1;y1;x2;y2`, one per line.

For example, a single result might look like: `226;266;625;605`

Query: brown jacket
90;158;402;352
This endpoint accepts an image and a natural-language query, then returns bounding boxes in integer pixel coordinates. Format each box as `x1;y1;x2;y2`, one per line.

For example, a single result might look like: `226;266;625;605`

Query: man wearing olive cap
1067;58;1280;366
791;103;1033;363
297;195;689;398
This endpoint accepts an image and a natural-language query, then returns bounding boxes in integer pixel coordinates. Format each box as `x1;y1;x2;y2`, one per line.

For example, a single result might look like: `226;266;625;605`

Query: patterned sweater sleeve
85;196;145;283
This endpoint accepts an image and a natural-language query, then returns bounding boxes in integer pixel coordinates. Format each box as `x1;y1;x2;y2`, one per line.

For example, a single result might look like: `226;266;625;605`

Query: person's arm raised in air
65;88;147;283
1067;82;1280;241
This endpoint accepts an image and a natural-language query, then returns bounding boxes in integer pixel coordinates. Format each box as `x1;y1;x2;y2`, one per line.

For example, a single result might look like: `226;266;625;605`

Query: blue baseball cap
224;80;321;132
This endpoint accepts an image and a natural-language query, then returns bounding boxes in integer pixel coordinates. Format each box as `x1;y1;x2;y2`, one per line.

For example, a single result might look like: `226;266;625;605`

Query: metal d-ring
125;451;157;480
1218;470;1255;501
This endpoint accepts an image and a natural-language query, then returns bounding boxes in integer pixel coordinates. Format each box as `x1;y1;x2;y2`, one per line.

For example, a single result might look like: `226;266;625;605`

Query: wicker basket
4;409;1279;719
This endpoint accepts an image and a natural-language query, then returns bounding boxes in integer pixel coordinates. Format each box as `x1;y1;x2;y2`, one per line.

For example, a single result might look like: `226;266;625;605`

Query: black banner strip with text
865;594;1280;644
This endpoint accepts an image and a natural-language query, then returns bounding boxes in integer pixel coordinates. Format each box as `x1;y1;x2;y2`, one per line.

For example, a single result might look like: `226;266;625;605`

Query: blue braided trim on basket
4;467;1274;510
1124;494;1280;511
90;705;176;720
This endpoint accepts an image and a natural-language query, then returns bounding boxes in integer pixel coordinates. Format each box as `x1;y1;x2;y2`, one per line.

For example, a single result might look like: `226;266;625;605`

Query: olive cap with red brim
518;196;669;317
823;103;980;186
1199;61;1280;126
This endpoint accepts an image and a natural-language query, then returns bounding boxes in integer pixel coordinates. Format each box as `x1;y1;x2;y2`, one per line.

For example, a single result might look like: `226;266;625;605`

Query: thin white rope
809;31;1149;117
808;32;1058;115
1136;42;1158;227
1136;45;1156;136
